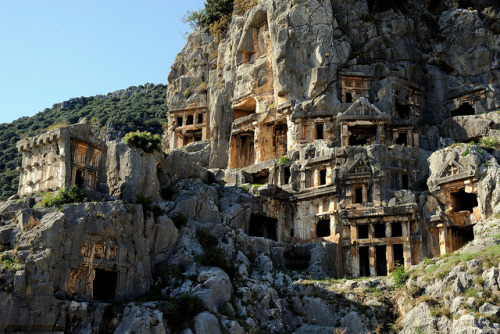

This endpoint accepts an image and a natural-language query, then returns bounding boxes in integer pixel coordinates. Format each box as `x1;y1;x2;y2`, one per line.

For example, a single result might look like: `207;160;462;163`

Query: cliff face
166;0;500;168
2;1;500;333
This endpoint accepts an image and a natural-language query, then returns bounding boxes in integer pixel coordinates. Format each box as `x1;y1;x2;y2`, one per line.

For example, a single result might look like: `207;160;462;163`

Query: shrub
198;246;227;268
279;155;291;165
170;212;188;229
196;227;219;249
155;262;183;286
203;0;233;25
479;137;500;150
1;254;21;273
209;14;231;42
40;186;89;208
392;263;409;288
124;131;162;153
161;294;204;331
233;0;257;16
135;194;153;217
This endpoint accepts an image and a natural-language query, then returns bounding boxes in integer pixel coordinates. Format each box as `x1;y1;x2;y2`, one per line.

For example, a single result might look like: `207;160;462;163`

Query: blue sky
0;0;204;124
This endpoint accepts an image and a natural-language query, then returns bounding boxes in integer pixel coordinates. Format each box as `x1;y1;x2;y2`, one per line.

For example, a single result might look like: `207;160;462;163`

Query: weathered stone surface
193;267;233;312
194;311;221;334
107;140;161;202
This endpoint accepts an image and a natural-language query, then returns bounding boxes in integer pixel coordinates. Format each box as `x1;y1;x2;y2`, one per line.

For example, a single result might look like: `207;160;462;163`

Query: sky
0;0;204;124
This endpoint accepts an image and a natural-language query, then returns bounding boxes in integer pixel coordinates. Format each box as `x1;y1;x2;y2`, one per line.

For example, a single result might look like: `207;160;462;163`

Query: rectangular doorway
93;269;118;302
359;246;370;277
375;245;387;276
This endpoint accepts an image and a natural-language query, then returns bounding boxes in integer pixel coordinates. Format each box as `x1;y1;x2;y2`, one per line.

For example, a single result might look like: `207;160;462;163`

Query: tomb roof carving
337;98;390;121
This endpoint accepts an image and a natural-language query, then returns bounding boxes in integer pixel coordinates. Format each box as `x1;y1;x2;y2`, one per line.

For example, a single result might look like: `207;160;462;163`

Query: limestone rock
193;267;233;312
194;312;221;334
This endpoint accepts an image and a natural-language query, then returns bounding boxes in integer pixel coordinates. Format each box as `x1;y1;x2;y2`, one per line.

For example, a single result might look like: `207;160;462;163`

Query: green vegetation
418;244;500;281
278;155;291;165
40;186;89;208
478;137;500;150
392;263;409;288
0;84;167;200
161;293;204;331
196;227;237;279
154;262;183;286
124;131;162;153
196;227;219;249
183;0;257;41
1;254;21;273
170;212;188;229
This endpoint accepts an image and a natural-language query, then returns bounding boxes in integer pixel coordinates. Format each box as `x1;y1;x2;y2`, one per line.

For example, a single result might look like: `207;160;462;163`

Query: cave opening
248;214;278;241
451;102;475;117
284;249;311;271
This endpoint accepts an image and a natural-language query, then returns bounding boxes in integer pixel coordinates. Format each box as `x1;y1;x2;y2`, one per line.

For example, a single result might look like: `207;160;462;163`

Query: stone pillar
369;245;376;277
386;243;394;273
351;224;359;277
438;224;447;256
341;124;349;146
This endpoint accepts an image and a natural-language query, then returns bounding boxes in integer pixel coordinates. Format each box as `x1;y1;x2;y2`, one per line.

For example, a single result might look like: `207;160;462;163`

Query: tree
203;0;233;25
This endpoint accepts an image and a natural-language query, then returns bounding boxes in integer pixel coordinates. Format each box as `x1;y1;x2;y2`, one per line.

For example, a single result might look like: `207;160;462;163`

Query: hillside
0;83;167;200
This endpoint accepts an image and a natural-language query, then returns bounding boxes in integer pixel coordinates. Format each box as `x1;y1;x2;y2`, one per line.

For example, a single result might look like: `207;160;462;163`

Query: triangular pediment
347;158;371;174
341;97;386;117
439;160;466;178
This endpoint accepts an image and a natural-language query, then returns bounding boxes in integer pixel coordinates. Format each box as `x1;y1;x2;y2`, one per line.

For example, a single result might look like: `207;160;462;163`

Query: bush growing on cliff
392;263;409;288
40;186;89;208
124;131;162;153
161;293;203;331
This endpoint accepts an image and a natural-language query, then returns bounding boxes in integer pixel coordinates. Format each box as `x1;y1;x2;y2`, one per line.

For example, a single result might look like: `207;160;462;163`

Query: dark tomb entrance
248;214;278;241
345;92;353;103
396;133;407;146
375;245;387;276
451;190;478;212
396;103;411;120
319;169;327;185
93;269;118;302
451;103;475;117
358;224;369;239
316;123;324;140
359;246;370;277
374;224;385;238
349;125;377;145
393;244;404;266
283;167;291;184
355;186;363;204
75;169;85;189
391;222;403;237
316;220;330;237
284;249;311;271
450;225;475;252
402;174;409;189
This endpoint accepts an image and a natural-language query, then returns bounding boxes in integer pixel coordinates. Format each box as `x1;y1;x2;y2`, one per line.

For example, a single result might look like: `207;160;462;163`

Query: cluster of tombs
166;27;488;277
